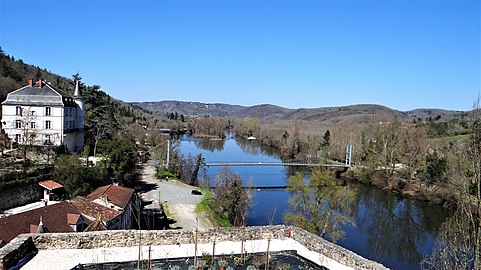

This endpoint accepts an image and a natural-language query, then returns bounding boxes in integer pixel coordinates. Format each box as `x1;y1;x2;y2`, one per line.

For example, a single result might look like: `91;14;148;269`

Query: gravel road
140;164;212;230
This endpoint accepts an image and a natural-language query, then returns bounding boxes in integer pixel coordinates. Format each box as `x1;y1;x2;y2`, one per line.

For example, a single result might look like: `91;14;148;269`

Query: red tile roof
67;213;81;225
87;185;134;209
69;197;120;222
0;201;82;243
38;180;64;191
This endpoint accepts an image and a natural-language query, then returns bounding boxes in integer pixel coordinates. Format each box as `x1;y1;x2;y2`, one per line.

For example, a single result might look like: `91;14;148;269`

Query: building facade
0;79;85;152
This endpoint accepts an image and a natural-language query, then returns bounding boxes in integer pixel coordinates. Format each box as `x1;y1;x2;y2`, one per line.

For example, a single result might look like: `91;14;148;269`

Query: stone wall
1;225;388;270
0;182;42;211
0;235;37;270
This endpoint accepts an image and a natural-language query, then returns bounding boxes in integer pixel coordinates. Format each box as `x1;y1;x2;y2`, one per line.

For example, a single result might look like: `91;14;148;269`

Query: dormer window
45;107;51;116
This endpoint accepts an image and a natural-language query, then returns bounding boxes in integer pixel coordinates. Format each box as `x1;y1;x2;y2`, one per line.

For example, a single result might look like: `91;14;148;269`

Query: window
45;107;51;116
45;134;51;144
30;122;36;129
16;106;22;116
15;134;21;142
30;111;35;116
45;120;51;129
15;120;22;129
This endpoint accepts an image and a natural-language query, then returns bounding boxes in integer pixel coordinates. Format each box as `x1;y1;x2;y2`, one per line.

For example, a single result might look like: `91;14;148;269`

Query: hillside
405;108;466;119
133;100;466;124
137;100;245;117
0;49;160;153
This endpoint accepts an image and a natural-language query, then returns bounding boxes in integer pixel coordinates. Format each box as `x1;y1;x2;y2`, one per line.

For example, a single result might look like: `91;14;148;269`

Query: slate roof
1;81;76;107
87;185;134;209
0;201;84;243
38;180;64;191
69;196;120;222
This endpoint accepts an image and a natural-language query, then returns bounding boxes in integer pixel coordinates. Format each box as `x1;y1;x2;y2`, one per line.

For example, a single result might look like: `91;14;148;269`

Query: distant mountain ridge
132;100;466;123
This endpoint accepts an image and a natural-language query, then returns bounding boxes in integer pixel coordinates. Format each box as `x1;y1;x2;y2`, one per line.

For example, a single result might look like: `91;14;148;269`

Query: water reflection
235;137;281;158
342;183;452;268
194;138;225;152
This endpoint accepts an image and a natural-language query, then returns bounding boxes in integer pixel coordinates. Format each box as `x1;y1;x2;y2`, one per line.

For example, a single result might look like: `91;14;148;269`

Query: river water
178;134;451;270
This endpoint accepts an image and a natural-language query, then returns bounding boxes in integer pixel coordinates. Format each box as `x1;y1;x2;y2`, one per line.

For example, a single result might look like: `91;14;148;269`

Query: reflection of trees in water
236;138;280;158
284;169;355;243
284;166;310;177
348;184;451;265
194;138;225;152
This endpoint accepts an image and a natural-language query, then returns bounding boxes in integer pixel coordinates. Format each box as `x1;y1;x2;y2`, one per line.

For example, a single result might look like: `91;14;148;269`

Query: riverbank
192;133;225;140
344;167;457;208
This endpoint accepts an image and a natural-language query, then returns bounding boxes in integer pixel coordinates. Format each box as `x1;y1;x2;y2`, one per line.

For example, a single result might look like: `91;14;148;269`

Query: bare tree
368;120;403;182
401;125;429;180
14;107;38;162
423;96;481;269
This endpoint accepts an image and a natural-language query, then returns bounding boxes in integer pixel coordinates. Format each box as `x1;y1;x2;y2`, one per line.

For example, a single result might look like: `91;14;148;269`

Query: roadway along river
178;134;451;270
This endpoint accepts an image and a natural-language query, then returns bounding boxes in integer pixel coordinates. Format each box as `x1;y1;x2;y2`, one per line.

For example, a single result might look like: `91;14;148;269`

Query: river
178;134;451;270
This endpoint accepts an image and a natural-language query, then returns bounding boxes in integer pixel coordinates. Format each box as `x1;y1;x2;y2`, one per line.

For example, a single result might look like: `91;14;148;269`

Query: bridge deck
204;162;348;167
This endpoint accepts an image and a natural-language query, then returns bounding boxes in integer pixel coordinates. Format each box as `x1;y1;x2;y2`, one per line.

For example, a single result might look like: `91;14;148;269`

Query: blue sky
0;0;479;111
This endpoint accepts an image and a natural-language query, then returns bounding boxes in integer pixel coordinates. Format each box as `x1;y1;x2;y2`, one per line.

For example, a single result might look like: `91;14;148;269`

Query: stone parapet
1;225;388;270
0;235;37;270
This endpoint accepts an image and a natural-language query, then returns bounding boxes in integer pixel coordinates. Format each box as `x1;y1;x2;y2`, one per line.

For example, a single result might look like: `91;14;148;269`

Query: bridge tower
345;144;353;167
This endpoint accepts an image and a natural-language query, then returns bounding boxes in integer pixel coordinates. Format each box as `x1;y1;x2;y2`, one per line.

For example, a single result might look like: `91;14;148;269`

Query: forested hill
0;48;155;125
133;100;466;123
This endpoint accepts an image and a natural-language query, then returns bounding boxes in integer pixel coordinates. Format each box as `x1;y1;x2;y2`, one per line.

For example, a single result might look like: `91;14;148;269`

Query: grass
155;168;176;180
162;203;171;217
430;134;471;145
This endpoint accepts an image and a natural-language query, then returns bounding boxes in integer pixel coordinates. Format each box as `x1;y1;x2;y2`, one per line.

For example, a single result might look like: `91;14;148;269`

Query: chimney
28;79;33;87
37;79;43;88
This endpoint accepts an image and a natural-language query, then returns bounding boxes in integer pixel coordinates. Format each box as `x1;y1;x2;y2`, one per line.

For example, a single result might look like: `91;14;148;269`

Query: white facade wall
1;104;84;152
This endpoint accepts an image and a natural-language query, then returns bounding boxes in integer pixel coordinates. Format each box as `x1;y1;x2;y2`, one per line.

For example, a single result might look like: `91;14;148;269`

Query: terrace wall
1;225;388;270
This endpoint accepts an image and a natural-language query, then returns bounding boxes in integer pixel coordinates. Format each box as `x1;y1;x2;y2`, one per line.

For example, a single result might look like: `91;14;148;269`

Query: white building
1;79;85;153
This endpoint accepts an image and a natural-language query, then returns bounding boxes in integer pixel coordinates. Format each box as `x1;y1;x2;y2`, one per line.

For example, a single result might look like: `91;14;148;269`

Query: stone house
86;185;136;229
0;79;85;153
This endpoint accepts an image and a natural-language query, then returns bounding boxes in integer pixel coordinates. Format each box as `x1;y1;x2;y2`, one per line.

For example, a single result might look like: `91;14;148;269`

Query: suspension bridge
203;161;349;168
154;139;354;169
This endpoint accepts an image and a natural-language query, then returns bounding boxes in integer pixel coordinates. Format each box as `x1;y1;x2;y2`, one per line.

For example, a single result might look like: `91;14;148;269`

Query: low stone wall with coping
0;225;388;270
0;235;37;270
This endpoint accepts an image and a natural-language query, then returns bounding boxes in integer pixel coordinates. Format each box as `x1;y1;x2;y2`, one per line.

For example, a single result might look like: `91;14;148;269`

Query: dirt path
139;163;213;230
